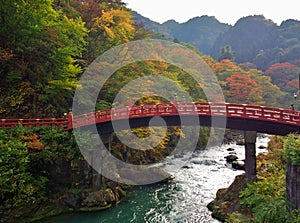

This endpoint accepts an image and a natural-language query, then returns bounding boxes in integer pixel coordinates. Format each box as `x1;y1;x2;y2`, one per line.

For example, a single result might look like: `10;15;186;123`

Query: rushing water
41;136;269;223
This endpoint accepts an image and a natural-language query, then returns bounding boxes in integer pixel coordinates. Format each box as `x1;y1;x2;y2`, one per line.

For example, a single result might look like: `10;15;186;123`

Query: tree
246;69;285;107
225;73;263;104
265;62;300;93
212;15;280;70
0;0;87;117
211;59;241;75
72;0;135;62
218;45;234;61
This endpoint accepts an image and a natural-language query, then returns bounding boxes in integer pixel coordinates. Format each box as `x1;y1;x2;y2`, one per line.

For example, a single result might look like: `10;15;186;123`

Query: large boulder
225;155;238;163
81;190;113;208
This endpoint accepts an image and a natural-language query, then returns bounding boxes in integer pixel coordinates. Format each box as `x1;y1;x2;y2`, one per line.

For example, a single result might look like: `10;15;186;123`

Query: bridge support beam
89;133;114;190
244;131;257;182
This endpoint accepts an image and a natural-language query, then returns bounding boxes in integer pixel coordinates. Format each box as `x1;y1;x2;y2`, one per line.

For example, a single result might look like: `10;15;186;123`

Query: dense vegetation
1;1;298;117
0;127;78;209
0;0;134;118
226;135;300;223
134;13;300;73
134;14;300;108
212;15;300;72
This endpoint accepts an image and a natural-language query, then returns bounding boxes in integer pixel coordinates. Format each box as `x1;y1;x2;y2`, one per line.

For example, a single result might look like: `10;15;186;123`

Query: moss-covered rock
81;190;108;207
207;174;248;222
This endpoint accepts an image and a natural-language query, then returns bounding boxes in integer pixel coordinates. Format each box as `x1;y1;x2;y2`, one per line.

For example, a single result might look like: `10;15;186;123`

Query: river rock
227;148;235;151
103;188;116;203
191;159;218;165
207;174;248;221
64;193;81;208
232;161;245;170
182;165;192;169
258;145;267;149
81;190;108;207
174;153;184;158
119;166;170;184
236;139;245;145
225;155;238;163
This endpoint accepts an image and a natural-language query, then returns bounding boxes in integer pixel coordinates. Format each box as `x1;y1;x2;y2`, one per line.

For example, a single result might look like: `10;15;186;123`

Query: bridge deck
1;103;299;135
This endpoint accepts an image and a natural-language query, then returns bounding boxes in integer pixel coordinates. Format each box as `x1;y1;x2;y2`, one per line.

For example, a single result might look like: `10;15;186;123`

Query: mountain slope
132;11;230;54
212;15;300;70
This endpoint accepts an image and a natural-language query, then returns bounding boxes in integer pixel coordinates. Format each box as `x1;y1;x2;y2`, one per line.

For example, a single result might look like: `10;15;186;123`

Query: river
41;136;269;223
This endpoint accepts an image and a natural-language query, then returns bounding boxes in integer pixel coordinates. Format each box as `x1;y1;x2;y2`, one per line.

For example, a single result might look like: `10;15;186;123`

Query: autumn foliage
225;73;263;104
265;62;300;93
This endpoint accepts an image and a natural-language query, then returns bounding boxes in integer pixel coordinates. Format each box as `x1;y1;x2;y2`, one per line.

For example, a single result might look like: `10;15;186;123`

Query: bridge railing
0;118;68;129
69;102;299;129
1;102;299;130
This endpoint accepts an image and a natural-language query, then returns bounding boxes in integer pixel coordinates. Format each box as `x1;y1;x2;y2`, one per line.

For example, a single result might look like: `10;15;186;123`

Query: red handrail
69;102;299;129
1;103;299;131
0;118;68;129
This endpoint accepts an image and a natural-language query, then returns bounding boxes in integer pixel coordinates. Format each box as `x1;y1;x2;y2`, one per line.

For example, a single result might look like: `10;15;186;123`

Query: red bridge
1;102;299;135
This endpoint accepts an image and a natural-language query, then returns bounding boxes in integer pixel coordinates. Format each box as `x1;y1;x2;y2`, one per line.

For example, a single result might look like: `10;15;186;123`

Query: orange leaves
0;47;14;60
20;133;45;151
201;55;215;68
211;59;241;74
226;73;262;104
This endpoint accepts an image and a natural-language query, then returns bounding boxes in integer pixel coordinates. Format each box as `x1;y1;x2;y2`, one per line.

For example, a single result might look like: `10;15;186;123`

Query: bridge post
244;131;257;182
67;111;73;130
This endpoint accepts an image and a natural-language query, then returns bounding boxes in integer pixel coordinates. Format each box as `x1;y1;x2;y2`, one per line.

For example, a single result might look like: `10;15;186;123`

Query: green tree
0;0;87;117
238;135;300;223
0;128;47;207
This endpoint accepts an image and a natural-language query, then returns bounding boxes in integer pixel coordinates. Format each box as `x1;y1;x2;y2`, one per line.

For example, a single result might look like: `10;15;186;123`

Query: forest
0;0;300;223
135;13;300;72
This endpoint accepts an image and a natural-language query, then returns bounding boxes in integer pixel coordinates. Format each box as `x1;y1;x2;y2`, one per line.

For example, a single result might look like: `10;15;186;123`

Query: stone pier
244;131;257;182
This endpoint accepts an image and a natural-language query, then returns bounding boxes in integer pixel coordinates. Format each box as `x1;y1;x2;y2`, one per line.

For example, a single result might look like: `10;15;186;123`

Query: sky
123;0;300;25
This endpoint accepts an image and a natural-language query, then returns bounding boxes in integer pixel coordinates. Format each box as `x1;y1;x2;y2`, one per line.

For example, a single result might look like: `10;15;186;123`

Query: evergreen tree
218;45;234;61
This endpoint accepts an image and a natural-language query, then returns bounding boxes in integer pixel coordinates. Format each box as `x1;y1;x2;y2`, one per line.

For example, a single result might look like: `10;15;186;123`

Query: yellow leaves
201;55;216;68
212;59;242;74
92;8;135;44
0;47;14;60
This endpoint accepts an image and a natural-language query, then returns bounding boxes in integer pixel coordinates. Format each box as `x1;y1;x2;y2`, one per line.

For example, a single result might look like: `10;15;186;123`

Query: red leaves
226;73;260;103
265;62;300;92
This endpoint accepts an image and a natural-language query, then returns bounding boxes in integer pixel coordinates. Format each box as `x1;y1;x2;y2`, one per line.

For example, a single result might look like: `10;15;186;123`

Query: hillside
133;13;300;72
132;11;230;54
212;15;300;70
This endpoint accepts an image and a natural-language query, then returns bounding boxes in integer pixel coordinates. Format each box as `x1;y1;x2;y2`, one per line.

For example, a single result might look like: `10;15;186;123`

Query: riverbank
39;136;271;223
0;127;126;223
0;126;174;223
0;127;268;223
207;173;249;221
208;135;300;223
0;174;130;223
207;135;271;222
